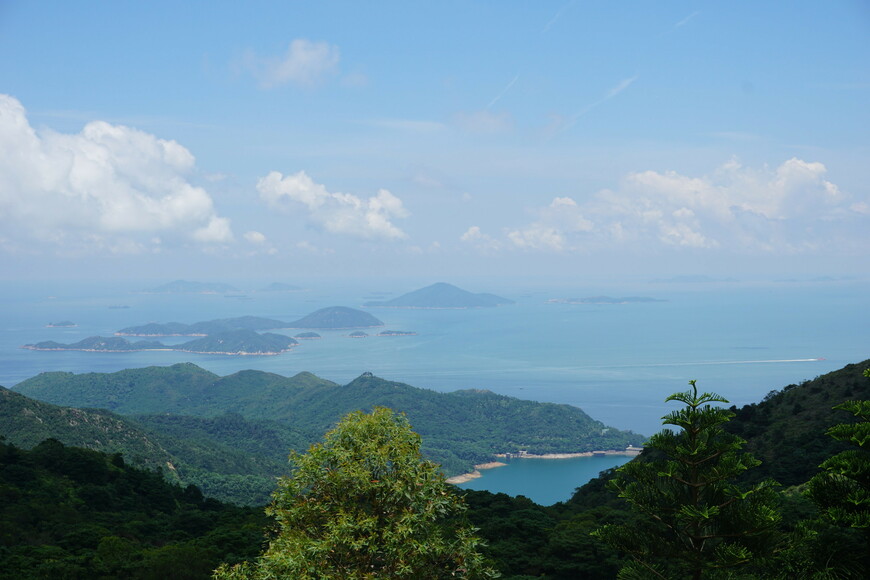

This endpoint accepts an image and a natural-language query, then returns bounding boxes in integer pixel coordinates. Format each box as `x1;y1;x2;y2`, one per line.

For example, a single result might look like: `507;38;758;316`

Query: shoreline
445;462;507;484
21;346;295;356
446;449;642;485
498;449;641;460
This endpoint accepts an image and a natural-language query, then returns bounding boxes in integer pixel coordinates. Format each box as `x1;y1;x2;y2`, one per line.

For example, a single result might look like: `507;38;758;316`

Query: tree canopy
594;381;781;579
214;407;496;579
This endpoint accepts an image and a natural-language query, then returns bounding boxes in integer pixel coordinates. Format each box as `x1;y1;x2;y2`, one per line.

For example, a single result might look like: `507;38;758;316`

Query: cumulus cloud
460;226;501;251
243;39;340;88
243;230;267;244
257;171;409;240
471;158;864;254
0;95;232;252
506;197;593;252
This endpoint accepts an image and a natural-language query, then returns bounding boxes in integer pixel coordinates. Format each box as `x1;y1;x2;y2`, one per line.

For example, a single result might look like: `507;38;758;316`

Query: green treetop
593;380;780;579
805;369;870;564
214;407;497;579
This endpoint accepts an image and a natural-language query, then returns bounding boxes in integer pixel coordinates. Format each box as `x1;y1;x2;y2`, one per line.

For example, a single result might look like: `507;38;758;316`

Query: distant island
259;282;304;292
378;330;417;336
145;280;239;294
23;330;298;356
294;332;322;339
46;321;76;328
364;282;513;309
174;330;298;355
348;331;369;338
650;275;738;284
116;316;288;337
23;336;166;352
288;306;384;329
547;296;666;305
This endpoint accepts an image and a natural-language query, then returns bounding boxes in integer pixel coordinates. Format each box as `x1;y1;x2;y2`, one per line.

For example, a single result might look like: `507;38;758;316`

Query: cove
455;454;633;506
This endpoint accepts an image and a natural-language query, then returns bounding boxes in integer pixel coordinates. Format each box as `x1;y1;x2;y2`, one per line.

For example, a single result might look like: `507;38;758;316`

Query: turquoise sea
2;278;868;504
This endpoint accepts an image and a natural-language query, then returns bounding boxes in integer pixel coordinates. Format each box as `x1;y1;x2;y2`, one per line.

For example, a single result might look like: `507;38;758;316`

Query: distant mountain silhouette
364;282;513;308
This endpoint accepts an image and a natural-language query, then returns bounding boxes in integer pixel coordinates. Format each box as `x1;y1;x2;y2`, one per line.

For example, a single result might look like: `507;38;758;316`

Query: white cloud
460;226;501;251
192;217;234;243
0;95;233;252
244;39;340;88
257;170;409;240
505;196;593;252
508;224;566;251
296;240;334;254
479;158;865;254
243;230;267;244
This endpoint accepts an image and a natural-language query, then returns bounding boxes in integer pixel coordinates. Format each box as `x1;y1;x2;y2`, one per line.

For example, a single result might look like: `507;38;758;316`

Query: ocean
2;278;868;504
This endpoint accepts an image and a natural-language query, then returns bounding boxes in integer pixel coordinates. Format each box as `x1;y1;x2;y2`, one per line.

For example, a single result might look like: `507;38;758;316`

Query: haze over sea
3;277;868;504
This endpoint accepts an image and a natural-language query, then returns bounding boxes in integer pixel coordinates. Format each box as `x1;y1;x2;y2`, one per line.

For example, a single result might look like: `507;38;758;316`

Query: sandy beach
445;462;507;484
445;448;642;485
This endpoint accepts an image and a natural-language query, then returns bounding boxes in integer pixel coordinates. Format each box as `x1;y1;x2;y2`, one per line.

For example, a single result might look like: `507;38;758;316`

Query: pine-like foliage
593;381;781;580
807;380;870;531
213;407;497;579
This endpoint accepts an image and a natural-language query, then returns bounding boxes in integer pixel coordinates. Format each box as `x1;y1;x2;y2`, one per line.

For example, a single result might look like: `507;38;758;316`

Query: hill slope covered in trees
10;365;643;501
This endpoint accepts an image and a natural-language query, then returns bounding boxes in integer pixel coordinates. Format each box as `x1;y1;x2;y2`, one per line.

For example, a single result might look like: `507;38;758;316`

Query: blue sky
0;1;868;283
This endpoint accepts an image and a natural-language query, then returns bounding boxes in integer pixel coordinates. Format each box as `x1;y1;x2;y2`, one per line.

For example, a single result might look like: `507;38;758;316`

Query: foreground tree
802;371;870;574
593;381;780;579
807;372;870;531
214;407;496;579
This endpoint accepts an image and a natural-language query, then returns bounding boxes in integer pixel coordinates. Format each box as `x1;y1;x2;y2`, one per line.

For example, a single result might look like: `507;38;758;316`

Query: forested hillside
1;360;868;578
462;359;870;578
0;387;178;476
0;438;267;579
727;358;870;485
12;365;644;490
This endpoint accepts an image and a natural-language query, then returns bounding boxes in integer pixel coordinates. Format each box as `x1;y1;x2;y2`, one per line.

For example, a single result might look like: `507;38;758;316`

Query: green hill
13;363;330;416
0;386;176;474
726;357;870;486
22;330;298;356
0;438;266;579
0;383;316;504
288;306;384;328
364;282;514;308
177;330;298;355
22;336;165;352
116;316;289;336
14;364;643;478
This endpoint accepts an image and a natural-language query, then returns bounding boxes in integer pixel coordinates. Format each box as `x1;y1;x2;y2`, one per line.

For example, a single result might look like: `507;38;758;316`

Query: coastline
446;448;642;485
445;462;507;484
498;449;641;460
21;346;294;356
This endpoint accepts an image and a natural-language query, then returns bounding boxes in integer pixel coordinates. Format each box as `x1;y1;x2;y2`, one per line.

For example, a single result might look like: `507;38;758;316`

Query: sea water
2;278;868;504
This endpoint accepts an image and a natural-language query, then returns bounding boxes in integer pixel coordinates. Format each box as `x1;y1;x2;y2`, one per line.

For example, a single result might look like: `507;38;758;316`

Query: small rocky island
364;282;513;309
45;321;76;328
294;332;322;340
348;331;369;338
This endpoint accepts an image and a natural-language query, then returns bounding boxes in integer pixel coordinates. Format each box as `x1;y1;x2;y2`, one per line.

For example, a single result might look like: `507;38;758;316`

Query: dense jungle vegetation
0;359;867;578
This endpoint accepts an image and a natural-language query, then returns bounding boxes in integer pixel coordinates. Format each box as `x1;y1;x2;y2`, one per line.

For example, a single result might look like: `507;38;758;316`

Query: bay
457;455;634;506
